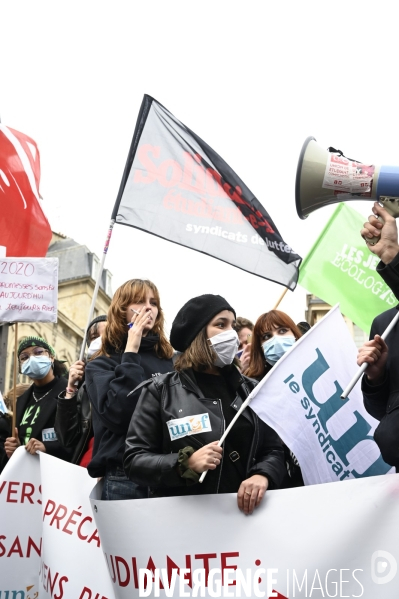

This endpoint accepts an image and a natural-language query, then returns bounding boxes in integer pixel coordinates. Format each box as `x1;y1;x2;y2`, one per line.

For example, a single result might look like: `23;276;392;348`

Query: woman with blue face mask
245;310;304;488
124;294;285;515
4;336;74;463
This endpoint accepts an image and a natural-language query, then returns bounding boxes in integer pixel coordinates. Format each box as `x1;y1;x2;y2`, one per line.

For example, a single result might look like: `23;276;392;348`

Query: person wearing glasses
4;336;74;462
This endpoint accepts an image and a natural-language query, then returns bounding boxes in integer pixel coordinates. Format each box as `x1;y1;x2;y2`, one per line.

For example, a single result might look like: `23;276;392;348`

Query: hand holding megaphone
361;202;399;263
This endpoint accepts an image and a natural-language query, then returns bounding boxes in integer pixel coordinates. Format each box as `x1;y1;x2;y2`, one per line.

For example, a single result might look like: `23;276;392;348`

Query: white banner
40;452;115;599
0;257;58;323
250;305;393;485
2;446;399;598
90;474;399;598
0;447;42;596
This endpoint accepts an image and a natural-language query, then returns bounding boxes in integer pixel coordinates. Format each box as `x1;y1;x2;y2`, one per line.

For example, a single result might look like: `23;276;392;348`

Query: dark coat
86;347;173;478
124;368;285;496
377;254;399;301
362;307;399;469
14;377;74;461
0;412;11;473
54;382;92;464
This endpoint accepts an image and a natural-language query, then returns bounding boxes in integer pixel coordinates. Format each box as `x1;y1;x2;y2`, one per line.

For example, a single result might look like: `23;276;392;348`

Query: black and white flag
112;95;301;289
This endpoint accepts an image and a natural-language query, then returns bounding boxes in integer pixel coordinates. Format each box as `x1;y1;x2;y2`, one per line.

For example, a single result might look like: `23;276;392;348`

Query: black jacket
86;345;173;478
55;382;92;464
124;368;285;496
377;253;399;301
362;307;399;469
14;377;73;461
0;412;11;473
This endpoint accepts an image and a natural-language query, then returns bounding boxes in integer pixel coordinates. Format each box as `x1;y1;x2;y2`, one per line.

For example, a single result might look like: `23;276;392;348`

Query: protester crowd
1;201;399;515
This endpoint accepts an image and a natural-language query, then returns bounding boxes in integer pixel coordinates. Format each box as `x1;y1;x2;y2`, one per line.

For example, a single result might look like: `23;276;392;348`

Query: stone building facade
1;233;112;393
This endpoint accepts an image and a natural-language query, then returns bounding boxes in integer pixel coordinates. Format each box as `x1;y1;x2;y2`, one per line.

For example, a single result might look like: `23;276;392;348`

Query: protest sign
39;452;115;599
90;474;399;598
0;447;42;595
298;203;396;333
0;257;58;323
113;95;301;289
249;304;393;485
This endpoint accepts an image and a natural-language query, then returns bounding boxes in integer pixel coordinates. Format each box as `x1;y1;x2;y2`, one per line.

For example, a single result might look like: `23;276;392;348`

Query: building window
91;255;100;281
106;271;112;297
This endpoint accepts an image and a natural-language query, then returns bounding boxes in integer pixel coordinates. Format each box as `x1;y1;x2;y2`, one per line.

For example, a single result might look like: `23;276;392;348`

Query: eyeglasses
19;348;49;363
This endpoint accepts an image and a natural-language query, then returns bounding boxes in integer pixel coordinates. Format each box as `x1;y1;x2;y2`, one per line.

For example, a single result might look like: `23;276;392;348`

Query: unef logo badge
167;413;211;441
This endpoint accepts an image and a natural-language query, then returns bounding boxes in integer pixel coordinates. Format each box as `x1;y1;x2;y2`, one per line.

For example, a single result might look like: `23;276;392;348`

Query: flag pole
273;287;288;310
78;219;115;361
340;310;399;399
11;323;18;435
199;394;254;484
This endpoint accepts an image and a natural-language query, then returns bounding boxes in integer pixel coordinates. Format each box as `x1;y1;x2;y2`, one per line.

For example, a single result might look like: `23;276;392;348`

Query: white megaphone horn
296;137;399;243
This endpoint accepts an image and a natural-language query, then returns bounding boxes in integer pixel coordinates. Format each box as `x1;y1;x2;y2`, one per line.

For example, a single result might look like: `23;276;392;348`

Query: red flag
0;125;51;257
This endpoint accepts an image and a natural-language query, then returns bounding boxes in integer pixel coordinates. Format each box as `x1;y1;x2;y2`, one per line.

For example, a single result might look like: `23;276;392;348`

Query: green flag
298;203;397;333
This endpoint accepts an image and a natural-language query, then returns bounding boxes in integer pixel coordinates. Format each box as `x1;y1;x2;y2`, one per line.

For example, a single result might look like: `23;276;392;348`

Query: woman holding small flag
124;294;285;514
245;310;304;488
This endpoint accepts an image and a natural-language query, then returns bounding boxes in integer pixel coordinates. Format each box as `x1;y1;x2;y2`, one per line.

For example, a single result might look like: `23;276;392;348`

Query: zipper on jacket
215;398;225;494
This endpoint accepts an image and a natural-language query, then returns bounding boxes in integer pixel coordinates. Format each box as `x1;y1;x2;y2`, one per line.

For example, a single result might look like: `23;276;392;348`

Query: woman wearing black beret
124;294;285;515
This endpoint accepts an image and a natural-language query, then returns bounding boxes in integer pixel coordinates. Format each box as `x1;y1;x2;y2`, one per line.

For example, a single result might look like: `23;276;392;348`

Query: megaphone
296;136;399;220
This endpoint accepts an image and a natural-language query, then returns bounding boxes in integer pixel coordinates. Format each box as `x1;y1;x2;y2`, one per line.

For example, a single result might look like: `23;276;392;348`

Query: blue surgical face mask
21;356;53;380
262;335;295;365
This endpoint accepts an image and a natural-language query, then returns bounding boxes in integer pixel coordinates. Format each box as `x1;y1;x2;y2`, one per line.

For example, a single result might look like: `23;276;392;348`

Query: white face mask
208;329;239;368
87;336;102;358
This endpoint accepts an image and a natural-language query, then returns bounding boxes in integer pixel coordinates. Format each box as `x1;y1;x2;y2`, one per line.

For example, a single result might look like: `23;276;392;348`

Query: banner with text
250;305;393;485
0;257;58;323
40;452;115;599
0;447;42;597
298;203;396;333
91;474;399;598
112;95;301;289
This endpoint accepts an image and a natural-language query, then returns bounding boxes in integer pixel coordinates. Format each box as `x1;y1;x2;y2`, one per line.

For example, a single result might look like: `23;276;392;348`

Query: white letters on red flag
0;125;52;257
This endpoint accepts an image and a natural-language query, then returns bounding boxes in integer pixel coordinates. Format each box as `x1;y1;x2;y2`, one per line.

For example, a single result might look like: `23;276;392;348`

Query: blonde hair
99;279;173;360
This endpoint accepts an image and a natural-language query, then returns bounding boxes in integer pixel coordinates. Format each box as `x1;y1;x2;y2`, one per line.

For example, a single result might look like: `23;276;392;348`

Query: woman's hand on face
125;309;153;353
186;441;223;474
25;438;46;455
237;474;269;515
4;428;20;458
67;360;85;389
239;343;251;372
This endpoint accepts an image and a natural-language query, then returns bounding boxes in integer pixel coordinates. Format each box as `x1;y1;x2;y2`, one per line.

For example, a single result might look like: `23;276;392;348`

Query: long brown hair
245;310;302;380
99;279;173;359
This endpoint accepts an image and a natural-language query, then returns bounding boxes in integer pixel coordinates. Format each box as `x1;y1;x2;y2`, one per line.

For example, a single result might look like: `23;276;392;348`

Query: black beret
170;294;236;352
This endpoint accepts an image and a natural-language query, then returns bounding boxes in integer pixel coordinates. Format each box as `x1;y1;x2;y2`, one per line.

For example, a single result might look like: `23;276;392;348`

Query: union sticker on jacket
166;413;211;441
42;428;58;442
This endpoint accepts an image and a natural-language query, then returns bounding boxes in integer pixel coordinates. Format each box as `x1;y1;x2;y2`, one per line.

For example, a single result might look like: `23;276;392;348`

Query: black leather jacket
362;307;399;470
124;368;285;496
55;383;92;464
